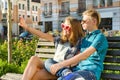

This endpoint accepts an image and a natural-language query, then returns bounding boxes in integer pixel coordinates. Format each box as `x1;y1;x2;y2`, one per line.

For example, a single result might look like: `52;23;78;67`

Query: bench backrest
101;37;120;80
35;38;55;58
35;37;120;80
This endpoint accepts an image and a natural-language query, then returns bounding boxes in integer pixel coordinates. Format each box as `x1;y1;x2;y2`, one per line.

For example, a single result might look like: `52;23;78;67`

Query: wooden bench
35;38;55;58
101;37;120;80
35;37;120;80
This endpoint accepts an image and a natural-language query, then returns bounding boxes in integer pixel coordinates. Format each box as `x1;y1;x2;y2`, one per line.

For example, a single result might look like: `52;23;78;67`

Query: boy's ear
92;18;97;25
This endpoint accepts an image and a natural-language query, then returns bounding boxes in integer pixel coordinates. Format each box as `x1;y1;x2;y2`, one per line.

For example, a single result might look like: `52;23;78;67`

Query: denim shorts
44;58;57;73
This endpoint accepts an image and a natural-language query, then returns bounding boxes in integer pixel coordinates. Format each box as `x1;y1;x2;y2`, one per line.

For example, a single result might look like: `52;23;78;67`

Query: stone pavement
0;73;22;80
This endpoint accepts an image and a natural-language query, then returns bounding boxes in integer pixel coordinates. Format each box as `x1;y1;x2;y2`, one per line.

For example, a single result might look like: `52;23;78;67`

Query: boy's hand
50;63;63;75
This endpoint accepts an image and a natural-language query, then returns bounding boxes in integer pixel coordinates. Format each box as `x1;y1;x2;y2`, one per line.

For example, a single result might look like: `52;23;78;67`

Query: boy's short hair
82;9;101;26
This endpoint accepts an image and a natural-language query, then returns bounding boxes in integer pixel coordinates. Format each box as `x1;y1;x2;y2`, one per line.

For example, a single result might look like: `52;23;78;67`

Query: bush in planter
0;36;38;65
0;40;8;61
0;59;20;76
0;36;38;76
19;60;28;73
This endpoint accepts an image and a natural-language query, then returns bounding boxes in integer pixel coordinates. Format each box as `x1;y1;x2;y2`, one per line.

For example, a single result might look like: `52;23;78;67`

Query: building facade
0;0;120;37
40;0;85;32
87;0;120;30
40;0;120;32
0;0;41;36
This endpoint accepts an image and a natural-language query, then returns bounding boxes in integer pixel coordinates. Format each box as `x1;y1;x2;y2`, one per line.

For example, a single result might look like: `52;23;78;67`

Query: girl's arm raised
19;17;54;42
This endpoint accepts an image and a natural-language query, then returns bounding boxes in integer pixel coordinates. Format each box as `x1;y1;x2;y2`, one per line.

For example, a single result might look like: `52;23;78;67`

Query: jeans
59;70;96;80
76;70;96;80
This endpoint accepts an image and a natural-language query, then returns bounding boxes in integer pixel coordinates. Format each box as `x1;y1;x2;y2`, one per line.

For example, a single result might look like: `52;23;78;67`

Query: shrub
19;60;29;73
0;36;38;75
0;59;20;76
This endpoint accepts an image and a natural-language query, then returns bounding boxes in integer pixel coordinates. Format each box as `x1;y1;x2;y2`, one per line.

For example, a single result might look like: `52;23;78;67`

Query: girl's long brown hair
61;16;85;46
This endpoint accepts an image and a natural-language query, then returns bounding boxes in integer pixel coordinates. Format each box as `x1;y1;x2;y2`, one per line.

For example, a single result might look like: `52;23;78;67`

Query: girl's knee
30;56;44;66
30;56;38;60
29;56;39;63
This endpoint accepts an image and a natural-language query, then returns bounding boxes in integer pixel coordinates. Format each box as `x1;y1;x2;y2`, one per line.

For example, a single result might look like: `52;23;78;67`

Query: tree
7;0;12;63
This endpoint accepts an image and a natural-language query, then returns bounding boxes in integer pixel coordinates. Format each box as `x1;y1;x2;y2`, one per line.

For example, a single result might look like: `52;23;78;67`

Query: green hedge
0;36;38;76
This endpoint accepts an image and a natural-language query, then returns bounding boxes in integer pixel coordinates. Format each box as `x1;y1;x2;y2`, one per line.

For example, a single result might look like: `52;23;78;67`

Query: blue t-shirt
74;30;108;80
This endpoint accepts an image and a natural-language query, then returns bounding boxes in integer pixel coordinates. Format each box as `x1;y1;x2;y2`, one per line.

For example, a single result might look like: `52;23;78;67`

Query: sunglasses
61;23;71;31
81;20;88;24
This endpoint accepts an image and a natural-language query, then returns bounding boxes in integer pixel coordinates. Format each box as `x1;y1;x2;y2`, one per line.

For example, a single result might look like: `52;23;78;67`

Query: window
38;21;43;25
93;0;98;8
44;3;47;14
27;15;30;17
5;2;7;10
36;6;38;11
100;0;105;7
107;0;112;6
49;3;52;15
61;1;70;14
43;3;52;17
19;14;21;17
32;16;34;21
23;15;25;18
36;16;37;21
19;4;21;9
78;0;86;13
27;0;30;11
99;18;112;30
32;6;34;11
32;0;40;3
22;4;25;10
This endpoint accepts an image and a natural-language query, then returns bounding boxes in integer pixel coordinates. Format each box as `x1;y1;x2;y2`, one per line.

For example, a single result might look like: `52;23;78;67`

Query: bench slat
36;48;55;53
107;50;120;56
107;37;120;42
35;53;54;58
104;57;120;63
108;43;120;49
37;42;54;46
101;73;120;80
104;64;120;71
39;38;50;42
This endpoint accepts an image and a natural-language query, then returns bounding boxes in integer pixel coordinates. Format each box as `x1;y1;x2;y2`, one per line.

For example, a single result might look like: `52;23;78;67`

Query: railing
42;11;52;18
77;8;86;15
59;10;70;17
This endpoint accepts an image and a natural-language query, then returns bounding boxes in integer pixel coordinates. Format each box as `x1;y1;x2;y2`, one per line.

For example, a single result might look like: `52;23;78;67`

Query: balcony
77;8;86;16
42;11;52;18
59;10;70;17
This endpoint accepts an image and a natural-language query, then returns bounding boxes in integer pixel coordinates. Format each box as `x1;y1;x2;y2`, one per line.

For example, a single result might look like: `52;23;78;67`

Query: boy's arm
50;46;96;75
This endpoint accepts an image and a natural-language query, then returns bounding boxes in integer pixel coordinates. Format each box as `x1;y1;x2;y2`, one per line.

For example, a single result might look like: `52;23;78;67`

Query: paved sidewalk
0;73;22;80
